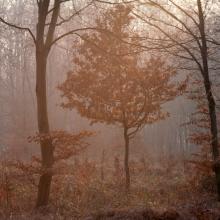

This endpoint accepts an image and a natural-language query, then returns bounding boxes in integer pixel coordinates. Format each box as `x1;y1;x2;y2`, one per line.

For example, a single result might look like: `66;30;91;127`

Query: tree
0;0;95;207
131;0;220;200
59;5;179;191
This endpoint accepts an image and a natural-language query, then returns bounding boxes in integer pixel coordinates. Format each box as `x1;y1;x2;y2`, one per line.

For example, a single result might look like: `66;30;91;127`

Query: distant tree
59;5;180;191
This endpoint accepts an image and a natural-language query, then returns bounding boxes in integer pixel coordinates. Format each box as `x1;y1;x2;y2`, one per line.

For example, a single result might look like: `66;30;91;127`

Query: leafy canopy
59;5;179;137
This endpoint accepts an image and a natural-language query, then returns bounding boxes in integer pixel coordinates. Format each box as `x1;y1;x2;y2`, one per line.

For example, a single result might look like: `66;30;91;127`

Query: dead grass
0;159;219;219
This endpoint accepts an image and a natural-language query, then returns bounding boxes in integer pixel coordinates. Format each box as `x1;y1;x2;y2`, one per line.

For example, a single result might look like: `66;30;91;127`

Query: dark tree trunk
197;0;220;200
35;50;54;207
124;127;130;192
204;82;220;200
35;0;60;207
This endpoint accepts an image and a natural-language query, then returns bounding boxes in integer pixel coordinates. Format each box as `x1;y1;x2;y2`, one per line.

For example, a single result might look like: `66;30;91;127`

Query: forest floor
0;158;220;219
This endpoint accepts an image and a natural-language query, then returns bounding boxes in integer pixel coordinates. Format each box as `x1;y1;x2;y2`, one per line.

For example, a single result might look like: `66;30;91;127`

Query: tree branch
143;0;202;51
47;1;93;27
47;0;71;15
0;17;36;44
132;11;204;75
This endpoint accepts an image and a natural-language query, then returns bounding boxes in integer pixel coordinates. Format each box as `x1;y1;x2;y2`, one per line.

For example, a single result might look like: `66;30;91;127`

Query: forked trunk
34;0;60;207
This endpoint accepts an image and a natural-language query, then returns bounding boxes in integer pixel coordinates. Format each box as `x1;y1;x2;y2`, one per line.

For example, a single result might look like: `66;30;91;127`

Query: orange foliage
28;130;94;162
59;5;181;138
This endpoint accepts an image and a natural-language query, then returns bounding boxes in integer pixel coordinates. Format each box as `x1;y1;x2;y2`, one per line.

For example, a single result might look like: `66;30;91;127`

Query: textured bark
35;51;54;207
35;0;60;207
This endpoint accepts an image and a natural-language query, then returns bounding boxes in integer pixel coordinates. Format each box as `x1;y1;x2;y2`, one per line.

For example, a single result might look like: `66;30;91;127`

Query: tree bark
34;0;61;207
197;0;220;200
35;49;54;207
204;81;220;200
124;127;130;192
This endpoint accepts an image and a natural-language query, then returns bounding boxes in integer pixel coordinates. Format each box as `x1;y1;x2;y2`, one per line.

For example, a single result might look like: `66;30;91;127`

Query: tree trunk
197;0;220;200
124;127;130;192
35;50;54;207
34;0;60;207
203;73;220;199
205;82;220;200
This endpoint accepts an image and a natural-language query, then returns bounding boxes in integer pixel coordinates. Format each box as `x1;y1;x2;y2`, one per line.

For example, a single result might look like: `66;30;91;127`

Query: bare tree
131;0;220;199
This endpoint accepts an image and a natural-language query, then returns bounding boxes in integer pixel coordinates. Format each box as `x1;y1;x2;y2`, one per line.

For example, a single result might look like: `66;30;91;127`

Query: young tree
59;5;179;191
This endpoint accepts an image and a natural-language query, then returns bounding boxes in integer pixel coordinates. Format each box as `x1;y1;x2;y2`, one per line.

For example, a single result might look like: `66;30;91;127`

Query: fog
0;0;220;219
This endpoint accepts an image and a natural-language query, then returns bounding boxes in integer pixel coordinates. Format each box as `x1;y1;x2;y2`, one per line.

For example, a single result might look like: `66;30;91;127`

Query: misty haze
0;0;220;219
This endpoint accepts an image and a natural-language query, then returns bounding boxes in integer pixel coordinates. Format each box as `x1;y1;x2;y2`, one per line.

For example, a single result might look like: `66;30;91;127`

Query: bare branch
207;38;220;46
168;0;200;29
132;11;204;75
47;1;93;27
47;0;71;15
45;0;61;48
143;0;202;51
0;17;36;44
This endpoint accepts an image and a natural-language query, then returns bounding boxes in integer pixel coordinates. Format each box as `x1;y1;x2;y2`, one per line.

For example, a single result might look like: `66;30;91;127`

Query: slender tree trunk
198;0;220;200
205;82;220;199
34;0;60;207
124;127;130;192
35;49;54;207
